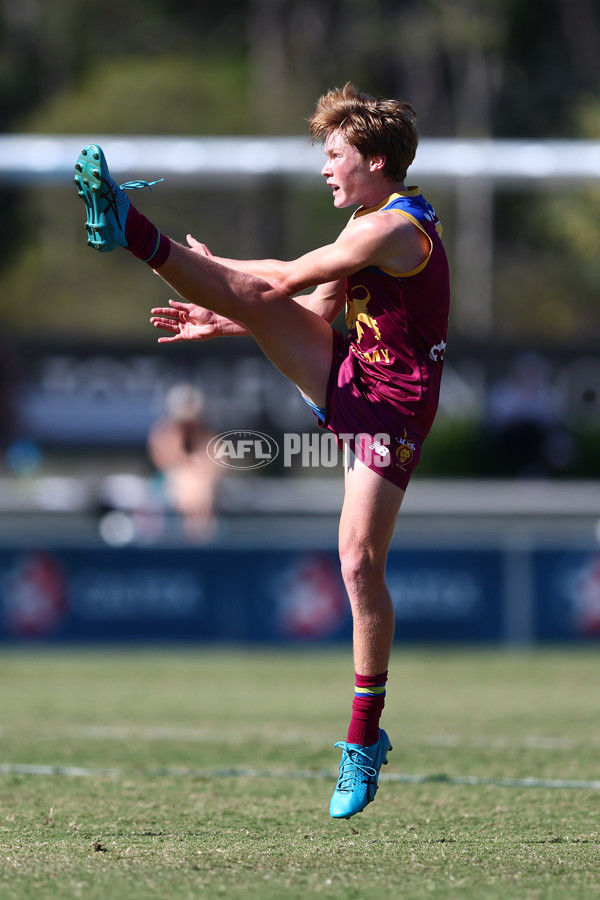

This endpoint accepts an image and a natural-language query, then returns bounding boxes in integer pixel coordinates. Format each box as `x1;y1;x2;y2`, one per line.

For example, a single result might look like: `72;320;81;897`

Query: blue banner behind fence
533;548;600;641
0;544;598;645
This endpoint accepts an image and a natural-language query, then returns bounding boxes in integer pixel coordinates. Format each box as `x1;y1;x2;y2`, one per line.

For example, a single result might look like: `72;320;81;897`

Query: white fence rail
0;135;599;184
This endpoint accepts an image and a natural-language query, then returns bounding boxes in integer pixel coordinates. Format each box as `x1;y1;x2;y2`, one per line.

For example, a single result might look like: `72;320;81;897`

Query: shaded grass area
1;647;599;899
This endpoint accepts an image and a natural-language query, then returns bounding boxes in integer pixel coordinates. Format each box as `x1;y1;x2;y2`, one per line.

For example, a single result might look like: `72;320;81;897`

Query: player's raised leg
74;144;333;407
155;243;334;407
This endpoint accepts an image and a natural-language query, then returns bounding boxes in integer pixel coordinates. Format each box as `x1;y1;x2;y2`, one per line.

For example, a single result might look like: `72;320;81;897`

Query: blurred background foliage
0;0;599;343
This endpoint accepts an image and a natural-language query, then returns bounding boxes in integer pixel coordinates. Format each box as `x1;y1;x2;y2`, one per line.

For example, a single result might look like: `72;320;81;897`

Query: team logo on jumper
346;285;382;342
207;430;279;469
395;431;417;470
429;340;446;362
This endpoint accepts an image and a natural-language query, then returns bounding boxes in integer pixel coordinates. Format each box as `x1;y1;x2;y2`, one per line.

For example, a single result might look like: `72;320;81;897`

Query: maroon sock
124;204;171;268
346;671;388;747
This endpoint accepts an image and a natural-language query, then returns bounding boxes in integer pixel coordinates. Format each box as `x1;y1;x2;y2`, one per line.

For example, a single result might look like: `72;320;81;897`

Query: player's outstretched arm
185;234;346;323
150;298;249;343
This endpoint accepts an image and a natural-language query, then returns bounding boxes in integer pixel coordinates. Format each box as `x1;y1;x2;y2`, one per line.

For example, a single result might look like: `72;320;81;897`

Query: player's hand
150;299;220;342
186;234;213;257
150;299;247;342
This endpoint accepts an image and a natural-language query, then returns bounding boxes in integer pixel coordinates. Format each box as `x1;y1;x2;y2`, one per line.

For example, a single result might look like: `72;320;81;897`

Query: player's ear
369;154;386;173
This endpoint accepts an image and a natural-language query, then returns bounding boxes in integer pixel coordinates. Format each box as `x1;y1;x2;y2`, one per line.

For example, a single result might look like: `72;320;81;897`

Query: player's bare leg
340;455;402;671
330;455;403;819
155;242;334;407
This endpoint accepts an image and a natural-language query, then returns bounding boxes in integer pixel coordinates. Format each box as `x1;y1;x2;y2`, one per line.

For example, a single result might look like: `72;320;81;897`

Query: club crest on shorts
394;430;417;470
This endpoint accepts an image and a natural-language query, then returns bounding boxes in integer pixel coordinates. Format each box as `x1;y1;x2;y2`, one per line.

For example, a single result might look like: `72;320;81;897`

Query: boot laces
334;742;377;791
119;178;164;191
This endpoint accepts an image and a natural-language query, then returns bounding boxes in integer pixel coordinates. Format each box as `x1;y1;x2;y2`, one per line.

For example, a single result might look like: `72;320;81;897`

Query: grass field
1;647;599;899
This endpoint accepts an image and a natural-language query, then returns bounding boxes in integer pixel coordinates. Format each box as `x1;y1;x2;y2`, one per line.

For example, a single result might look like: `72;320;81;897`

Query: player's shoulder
379;190;443;240
338;210;409;258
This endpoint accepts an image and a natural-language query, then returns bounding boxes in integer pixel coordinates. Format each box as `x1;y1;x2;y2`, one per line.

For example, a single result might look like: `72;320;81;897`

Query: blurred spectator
148;383;222;542
485;352;575;477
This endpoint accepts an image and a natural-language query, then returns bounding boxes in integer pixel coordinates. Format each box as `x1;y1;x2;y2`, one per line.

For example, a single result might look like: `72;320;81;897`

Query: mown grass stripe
2;762;600;791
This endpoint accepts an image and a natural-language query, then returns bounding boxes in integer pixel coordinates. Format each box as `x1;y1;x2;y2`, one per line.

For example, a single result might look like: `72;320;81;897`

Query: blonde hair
308;82;418;182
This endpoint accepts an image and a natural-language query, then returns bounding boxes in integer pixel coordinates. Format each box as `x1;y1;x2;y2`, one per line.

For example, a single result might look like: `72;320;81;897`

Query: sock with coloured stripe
124;204;171;268
346;671;388;747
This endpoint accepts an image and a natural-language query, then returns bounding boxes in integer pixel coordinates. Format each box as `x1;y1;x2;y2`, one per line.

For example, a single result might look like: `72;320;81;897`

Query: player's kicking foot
73;144;162;252
329;728;392;819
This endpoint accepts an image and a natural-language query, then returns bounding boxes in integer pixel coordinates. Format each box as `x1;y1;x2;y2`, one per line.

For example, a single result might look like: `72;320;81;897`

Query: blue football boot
329;728;392;819
73;144;162;251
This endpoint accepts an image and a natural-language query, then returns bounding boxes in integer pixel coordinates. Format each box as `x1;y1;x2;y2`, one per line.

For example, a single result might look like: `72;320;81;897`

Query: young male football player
74;83;450;819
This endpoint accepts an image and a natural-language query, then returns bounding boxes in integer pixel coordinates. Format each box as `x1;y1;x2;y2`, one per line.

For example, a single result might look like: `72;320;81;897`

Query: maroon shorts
318;329;424;491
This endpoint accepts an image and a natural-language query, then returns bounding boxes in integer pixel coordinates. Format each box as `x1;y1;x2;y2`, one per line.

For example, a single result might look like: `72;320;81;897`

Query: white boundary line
1;763;599;791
